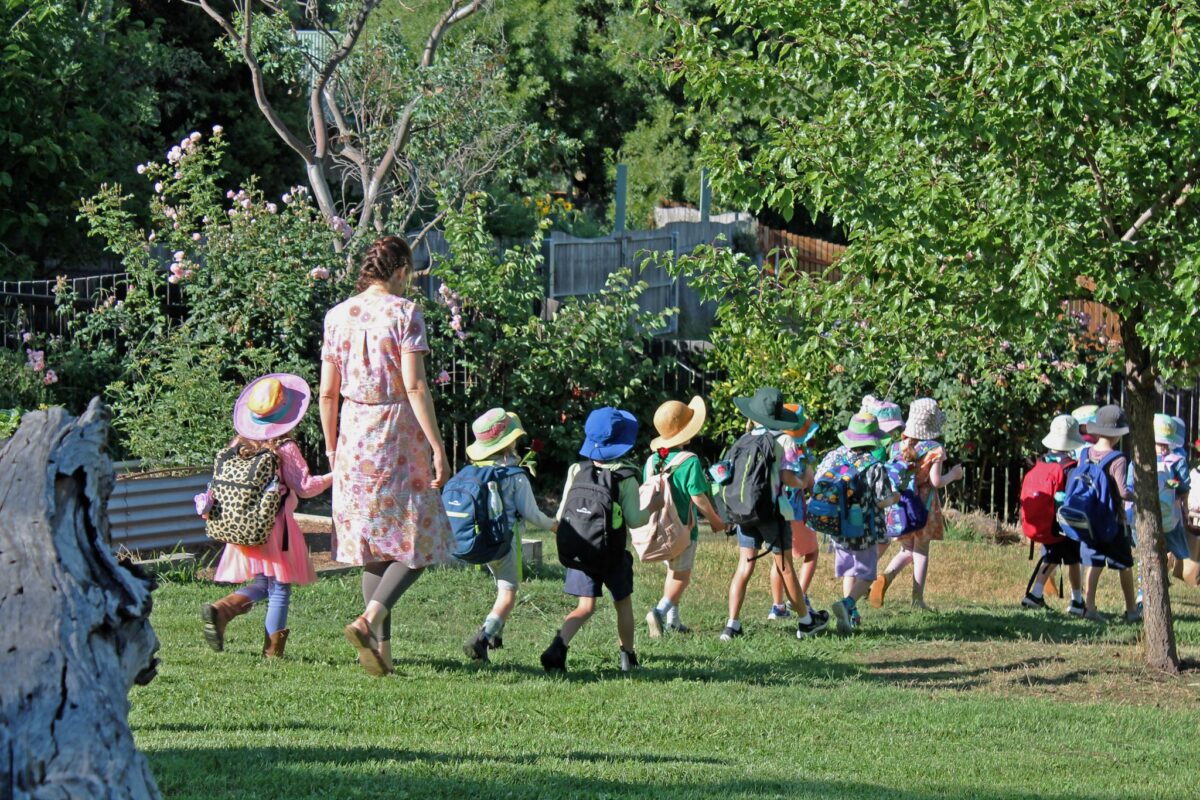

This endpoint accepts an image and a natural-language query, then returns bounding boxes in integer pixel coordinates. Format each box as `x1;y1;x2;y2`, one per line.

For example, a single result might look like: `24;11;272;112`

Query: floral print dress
322;293;452;567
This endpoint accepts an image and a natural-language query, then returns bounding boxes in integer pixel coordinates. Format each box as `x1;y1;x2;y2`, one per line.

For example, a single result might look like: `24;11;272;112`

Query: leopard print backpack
205;445;282;546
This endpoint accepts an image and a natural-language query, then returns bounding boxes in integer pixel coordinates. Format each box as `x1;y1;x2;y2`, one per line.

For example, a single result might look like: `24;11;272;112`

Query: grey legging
361;562;424;642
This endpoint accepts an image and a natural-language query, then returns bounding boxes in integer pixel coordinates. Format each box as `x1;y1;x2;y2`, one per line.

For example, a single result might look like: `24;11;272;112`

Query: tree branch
422;0;488;68
310;0;382;159
1082;150;1117;239
188;1;314;164
1121;157;1200;242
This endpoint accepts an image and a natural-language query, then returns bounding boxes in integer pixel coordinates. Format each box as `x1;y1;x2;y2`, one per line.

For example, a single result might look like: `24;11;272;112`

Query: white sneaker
646;608;664;639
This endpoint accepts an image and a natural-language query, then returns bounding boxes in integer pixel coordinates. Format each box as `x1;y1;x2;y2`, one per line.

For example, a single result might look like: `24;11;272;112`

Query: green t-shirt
645;450;709;540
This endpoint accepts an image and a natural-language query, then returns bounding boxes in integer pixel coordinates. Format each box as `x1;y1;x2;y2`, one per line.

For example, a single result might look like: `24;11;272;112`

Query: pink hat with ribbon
233;373;311;441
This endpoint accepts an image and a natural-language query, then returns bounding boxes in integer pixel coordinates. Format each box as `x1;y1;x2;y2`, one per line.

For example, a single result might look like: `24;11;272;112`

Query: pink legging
884;539;930;588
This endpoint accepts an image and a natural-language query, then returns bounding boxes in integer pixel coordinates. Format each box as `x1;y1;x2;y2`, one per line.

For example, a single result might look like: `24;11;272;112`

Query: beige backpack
631;452;696;563
205;445;282;547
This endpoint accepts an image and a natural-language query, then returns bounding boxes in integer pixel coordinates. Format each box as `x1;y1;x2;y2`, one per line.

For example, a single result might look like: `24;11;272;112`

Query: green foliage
673;245;1119;458
0;407;24;439
428;195;678;477
76;131;351;464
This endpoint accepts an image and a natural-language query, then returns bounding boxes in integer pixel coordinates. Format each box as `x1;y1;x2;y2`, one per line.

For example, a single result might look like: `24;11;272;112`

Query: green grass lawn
132;532;1200;799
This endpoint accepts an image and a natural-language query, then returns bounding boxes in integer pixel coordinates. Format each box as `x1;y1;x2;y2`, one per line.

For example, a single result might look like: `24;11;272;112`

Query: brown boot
201;593;254;652
263;628;289;658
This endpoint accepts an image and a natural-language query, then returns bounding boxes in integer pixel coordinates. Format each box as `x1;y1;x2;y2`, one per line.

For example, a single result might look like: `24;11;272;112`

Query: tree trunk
1120;316;1180;674
0;400;161;798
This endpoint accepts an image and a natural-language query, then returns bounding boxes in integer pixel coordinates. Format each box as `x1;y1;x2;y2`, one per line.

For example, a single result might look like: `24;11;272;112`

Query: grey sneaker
1083;608;1107;622
646;608;665;639
719;624;743;642
831;599;854;634
1067;599;1086;617
619;648;640;672
1123;608;1143;624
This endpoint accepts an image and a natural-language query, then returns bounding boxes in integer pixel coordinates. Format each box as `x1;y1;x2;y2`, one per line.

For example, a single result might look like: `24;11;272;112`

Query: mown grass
132;529;1200;799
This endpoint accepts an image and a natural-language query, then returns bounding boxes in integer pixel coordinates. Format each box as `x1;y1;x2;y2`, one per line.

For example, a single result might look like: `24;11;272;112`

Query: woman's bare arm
319;359;341;466
401;349;450;488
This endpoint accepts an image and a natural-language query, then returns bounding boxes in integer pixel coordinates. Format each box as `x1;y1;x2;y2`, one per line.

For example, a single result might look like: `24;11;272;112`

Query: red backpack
1019;458;1075;544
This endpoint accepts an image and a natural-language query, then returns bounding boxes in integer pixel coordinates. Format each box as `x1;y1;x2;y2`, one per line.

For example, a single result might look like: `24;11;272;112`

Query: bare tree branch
1082;151;1117;239
1122;156;1200;242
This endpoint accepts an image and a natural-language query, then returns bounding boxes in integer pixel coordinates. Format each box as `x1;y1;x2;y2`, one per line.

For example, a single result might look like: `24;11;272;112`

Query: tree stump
1;400;161;799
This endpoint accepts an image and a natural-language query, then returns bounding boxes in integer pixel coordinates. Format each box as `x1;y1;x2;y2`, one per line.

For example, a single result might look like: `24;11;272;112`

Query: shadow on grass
875;608;1135;644
396;653;865;686
862;655;1070;692
145;745;1129;800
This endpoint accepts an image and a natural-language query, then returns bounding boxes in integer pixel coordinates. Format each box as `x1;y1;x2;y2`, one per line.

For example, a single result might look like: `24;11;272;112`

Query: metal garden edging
108;463;211;552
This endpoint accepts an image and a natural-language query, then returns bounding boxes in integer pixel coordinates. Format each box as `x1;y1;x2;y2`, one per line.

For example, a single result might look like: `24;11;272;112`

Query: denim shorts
735;518;790;555
564;550;634;601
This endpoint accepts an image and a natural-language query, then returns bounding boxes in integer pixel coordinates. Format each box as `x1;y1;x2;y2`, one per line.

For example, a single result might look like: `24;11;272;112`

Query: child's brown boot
263;628;289;658
201;593;254;652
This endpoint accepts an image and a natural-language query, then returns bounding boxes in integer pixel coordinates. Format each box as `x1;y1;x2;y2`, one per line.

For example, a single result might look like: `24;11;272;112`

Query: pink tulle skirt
213;512;316;586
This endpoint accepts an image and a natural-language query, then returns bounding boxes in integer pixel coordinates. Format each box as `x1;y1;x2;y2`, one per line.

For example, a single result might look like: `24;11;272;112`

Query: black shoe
719;624;743;642
797;611;830;639
1021;592;1047;610
619;648;640;672
540;633;568;673
489;635;504;650
463;629;490;662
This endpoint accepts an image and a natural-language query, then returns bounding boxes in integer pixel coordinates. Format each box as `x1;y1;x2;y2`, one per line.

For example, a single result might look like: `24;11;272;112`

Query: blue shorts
735;518;790;555
1165;523;1190;561
1079;528;1134;570
564;550;634;602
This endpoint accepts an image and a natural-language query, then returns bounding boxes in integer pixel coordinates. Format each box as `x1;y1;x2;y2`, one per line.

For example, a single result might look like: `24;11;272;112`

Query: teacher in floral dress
319;235;452;677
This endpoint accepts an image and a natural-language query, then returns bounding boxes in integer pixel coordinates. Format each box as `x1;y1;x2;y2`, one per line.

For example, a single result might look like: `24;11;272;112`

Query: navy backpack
1056;448;1123;547
442;464;517;564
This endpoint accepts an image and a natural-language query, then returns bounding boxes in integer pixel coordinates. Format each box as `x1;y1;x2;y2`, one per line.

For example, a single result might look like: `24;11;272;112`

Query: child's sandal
344;616;390;677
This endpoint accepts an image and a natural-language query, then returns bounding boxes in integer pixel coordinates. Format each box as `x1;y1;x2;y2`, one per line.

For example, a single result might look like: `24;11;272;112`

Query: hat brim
733;395;800;430
877;418;904;433
580;409;638;462
903;424;943;440
650;396;707;451
1087;424;1129;438
467;413;526;461
233;373;311;441
1042;433;1086;452
839;431;882;449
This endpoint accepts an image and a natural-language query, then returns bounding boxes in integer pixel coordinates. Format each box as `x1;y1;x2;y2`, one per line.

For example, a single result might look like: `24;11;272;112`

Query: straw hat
903;397;945;440
466;408;527;462
839;412;884;449
1042;414;1086;453
650;396;707;450
233;374;311;441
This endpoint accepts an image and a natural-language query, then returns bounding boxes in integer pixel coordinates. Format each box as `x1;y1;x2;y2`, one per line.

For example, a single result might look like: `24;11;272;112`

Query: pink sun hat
233;373;312;441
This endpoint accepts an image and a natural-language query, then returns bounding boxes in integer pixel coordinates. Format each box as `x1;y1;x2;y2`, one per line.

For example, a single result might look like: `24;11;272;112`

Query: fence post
613;164;628;236
699;168;711;223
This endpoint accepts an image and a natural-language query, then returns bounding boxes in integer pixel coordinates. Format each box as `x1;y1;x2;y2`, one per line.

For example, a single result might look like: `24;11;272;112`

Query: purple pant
834;543;878;580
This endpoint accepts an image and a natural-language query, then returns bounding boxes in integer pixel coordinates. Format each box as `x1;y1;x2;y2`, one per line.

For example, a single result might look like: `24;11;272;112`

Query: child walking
1019;414;1086;615
811;413;897;633
768;405;820;620
719;388;828;641
1151;415;1192;578
458;408;559;662
643;396;727;637
1073;405;1139;622
870;398;963;609
201;374;331;657
543;407;650;673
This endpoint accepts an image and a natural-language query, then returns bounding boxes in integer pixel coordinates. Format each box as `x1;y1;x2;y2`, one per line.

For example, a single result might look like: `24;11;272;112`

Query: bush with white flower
73;129;355;463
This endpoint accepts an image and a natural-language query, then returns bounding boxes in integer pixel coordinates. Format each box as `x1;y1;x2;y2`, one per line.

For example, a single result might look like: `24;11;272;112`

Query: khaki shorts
666;538;698;572
487;544;519;592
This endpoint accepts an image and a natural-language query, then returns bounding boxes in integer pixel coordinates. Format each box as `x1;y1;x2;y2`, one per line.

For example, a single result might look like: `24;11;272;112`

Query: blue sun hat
580;407;639;462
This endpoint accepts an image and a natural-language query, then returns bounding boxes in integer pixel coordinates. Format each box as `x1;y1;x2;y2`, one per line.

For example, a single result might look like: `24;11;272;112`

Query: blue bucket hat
580;407;639;462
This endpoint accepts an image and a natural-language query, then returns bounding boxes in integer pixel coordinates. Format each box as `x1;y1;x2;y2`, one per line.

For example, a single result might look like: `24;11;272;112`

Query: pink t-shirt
322;294;429;405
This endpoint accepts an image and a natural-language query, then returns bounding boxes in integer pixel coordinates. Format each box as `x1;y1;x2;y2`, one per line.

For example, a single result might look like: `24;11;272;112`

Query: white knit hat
903;397;946;440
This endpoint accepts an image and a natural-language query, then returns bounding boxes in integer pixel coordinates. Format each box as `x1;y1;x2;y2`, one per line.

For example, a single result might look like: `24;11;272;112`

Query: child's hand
946;464;965;483
710;518;727;534
551;520;560;533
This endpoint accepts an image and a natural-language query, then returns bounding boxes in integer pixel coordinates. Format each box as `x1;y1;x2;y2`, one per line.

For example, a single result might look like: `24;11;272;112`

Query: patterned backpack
205;445;282;547
807;461;869;543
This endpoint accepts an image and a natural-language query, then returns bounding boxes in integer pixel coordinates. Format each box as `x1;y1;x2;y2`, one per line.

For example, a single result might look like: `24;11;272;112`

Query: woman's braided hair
355;235;413;292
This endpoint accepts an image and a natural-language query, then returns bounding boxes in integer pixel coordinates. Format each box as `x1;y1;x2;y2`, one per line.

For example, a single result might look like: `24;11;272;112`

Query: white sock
665;606;681;626
1071;589;1083;603
725;618;741;631
656;597;674;614
1030;583;1044;599
483;613;504;639
796;610;813;625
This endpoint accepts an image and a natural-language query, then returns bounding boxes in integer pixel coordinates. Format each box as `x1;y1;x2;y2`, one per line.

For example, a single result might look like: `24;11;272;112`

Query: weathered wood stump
1;400;161;799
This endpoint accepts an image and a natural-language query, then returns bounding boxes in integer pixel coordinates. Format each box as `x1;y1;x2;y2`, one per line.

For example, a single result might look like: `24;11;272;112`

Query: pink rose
42;370;58;386
309;267;331;280
434;370;451;386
